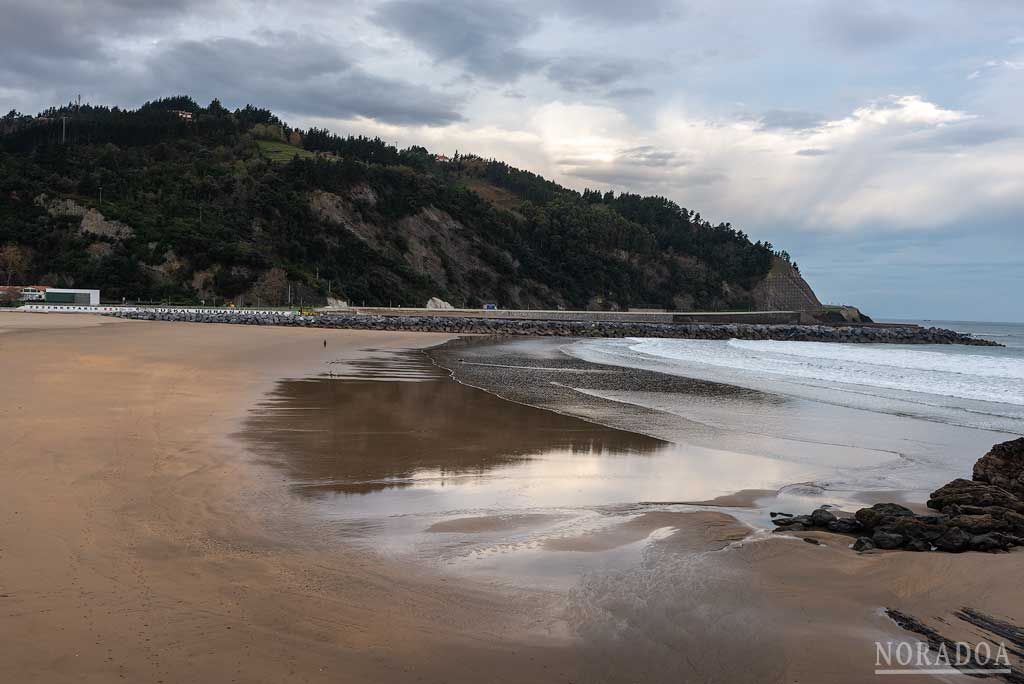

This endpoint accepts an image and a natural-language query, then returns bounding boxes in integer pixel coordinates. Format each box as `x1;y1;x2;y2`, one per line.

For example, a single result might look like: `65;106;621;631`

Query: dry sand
3;312;1024;683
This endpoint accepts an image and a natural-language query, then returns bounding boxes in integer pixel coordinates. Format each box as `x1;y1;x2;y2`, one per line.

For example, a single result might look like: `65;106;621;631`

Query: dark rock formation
852;537;875;552
886;608;1024;681
103;310;1002;346
772;439;1024;553
928;478;1024;513
954;607;1024;655
827;517;863;534
855;503;915;530
873;529;905;549
811;508;836;526
974;438;1024;497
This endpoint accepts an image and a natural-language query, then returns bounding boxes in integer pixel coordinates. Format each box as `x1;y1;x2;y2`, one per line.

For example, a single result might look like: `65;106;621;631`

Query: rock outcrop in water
104;310;1001;346
774;438;1024;553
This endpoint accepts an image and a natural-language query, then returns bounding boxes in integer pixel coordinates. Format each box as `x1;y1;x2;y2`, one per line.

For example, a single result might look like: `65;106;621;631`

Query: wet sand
5;313;1024;683
0;314;576;683
242;337;1024;680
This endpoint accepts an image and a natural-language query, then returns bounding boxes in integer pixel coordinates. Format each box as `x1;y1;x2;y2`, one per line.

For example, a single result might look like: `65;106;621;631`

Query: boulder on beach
854;503;914;530
973;438;1024;497
810;507;836;526
772;438;1024;554
852;537;875;552
927;478;1024;513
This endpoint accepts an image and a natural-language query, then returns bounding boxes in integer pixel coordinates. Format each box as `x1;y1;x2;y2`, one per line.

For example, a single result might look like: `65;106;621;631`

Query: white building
45;288;100;306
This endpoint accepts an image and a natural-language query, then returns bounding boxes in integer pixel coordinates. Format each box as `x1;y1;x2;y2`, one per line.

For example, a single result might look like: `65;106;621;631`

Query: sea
564;320;1024;510
567;321;1024;431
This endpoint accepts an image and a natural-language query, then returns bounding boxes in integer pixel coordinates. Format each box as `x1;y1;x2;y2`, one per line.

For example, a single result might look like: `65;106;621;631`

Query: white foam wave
625;338;1024;406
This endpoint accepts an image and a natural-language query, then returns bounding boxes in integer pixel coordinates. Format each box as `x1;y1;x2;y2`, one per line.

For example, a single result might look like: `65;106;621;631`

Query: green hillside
0;96;789;310
255;139;316;163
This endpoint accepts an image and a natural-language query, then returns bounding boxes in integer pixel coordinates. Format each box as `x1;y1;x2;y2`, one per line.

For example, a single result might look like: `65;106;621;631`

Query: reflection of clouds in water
242;350;665;497
314;442;820;519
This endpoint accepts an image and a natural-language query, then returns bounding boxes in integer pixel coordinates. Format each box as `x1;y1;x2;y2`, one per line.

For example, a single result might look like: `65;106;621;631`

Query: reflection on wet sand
240;349;857;592
243;352;665;496
231;340;1024;682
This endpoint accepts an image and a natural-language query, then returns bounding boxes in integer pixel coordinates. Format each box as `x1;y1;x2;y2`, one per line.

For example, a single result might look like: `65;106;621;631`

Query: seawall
345;306;806;325
106;310;1002;346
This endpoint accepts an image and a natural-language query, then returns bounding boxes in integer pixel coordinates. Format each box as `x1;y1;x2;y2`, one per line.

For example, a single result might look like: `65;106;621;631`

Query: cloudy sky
3;0;1023;321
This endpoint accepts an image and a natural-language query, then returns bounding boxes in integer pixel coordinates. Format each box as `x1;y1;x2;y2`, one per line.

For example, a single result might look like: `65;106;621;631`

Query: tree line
0;96;775;310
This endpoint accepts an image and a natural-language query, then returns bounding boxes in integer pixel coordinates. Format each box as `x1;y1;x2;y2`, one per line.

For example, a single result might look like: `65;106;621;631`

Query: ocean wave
724;339;1024;380
625;338;1024;407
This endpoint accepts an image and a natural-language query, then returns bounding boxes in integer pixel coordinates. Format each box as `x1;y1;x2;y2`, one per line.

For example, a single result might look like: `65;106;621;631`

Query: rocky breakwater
773;438;1024;553
105;310;1002;345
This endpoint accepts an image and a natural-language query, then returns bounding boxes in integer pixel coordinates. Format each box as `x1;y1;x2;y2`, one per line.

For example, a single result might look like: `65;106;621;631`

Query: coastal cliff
752;256;821;311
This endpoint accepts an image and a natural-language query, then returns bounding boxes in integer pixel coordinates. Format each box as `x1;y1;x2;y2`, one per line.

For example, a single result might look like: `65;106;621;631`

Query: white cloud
843;95;968;127
335;93;1019;236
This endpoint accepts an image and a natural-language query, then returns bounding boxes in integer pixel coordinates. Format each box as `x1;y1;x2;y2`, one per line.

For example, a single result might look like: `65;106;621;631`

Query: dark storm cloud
0;0;206;59
617;146;685;167
147;35;465;125
0;0;211;86
0;2;464;127
372;0;542;82
550;0;682;24
606;86;656;99
371;0;672;86
545;58;660;93
758;109;826;131
814;3;918;52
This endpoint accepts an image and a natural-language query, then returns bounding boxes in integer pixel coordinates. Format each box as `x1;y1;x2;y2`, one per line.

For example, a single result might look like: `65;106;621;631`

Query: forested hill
0;96;811;311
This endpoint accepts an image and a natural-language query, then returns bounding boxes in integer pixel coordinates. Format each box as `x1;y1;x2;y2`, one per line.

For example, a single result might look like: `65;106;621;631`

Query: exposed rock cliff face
307;188;566;309
34;194;135;240
308;189;381;248
752;257;821;311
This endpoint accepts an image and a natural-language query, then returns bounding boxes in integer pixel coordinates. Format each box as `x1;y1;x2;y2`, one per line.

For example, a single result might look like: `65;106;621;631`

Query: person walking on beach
323;339;327;349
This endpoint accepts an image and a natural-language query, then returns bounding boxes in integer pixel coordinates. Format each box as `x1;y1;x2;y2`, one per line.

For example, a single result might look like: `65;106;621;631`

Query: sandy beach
3;313;1024;683
0;314;576;683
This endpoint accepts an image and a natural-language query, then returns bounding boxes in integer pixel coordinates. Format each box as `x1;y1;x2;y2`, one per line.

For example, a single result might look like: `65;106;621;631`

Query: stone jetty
105;310;1001;345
